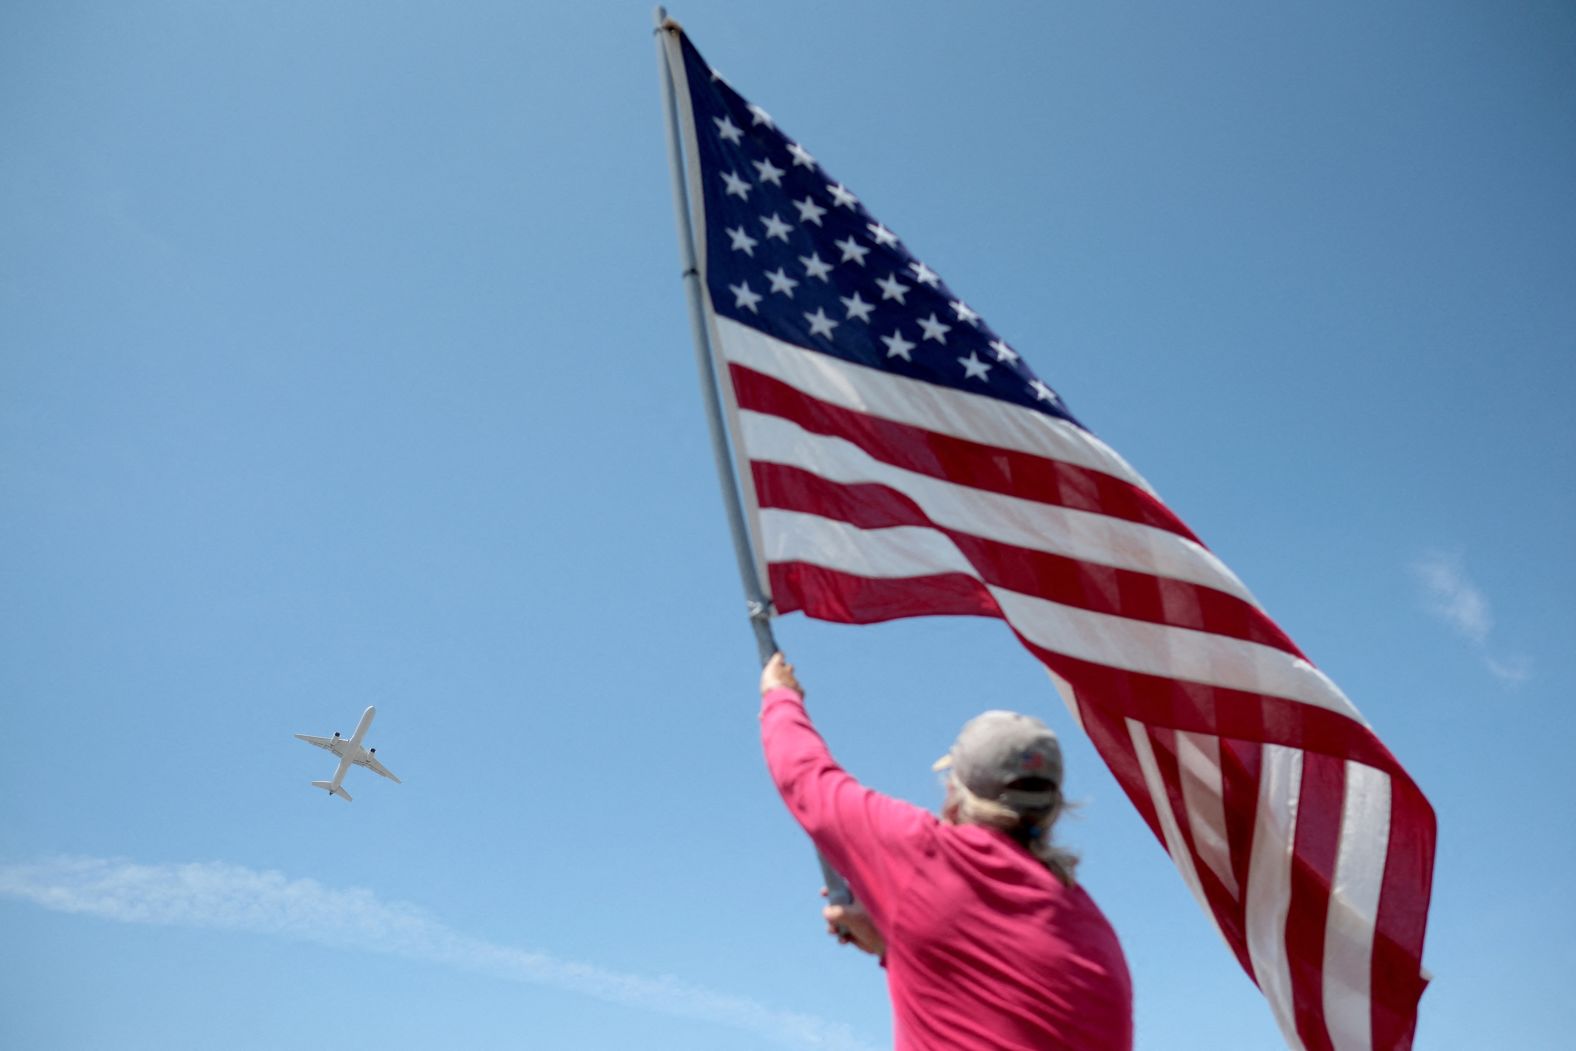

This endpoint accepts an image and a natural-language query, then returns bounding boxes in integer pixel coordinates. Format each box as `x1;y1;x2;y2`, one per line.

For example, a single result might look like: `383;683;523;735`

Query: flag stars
1029;379;1059;403
714;115;743;143
834;236;870;266
840;292;874;322
753;157;785;186
766;267;799;297
800;252;834;282
910;261;940;287
829;183;859;209
793;196;827;226
721;171;751;199
788;142;816;168
726;225;759;256
950;300;980;326
760;213;793;241
918;313;952;343
748;104;773;127
876;273;911;303
729;281;762;313
804;307;839;339
960;352;992;381
990;339;1019;364
881;329;916;361
867;222;899;247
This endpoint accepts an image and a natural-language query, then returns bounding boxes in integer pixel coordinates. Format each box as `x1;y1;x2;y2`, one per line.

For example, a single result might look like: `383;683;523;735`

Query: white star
788;142;816;168
840;292;874;322
760;212;792;241
800;253;833;281
748;104;773;127
729;281;762;313
960;352;992;381
910;261;940;287
950;300;980;326
918;313;952;343
834;236;870;266
766;267;799;297
753;157;785;186
726;225;758;256
1029;379;1059;403
793;195;827;226
990;339;1019;364
804;307;839;338
721;171;751;199
867;222;899;247
875;273;911;303
881;329;916;361
714;115;743;143
828;183;858;209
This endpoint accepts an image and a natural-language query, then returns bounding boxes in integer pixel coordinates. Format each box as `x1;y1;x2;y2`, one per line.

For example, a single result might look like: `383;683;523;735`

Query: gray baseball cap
933;710;1063;812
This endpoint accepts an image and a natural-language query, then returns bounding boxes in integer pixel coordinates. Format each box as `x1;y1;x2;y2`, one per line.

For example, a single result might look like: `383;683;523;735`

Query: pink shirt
762;686;1133;1051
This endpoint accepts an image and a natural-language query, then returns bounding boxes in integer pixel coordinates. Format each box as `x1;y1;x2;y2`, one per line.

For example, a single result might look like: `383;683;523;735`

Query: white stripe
1245;744;1307;1051
740;409;1260;605
716;315;1157;495
1176;731;1240;898
1128;721;1220;934
761;510;1366;721
1322;763;1389;1051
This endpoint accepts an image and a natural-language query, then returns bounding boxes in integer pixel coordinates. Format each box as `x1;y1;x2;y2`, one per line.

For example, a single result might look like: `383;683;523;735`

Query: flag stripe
1143;725;1258;977
740;406;1259;603
1287;754;1347;1051
770;553;1410;778
718;317;1159;498
1246;744;1307;1050
762;509;1365;721
1322;762;1389;1051
1370;780;1434;1050
753;460;1299;651
732;359;1196;539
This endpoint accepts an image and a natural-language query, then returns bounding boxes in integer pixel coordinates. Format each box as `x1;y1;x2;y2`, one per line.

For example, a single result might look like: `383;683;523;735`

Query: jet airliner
294;706;401;801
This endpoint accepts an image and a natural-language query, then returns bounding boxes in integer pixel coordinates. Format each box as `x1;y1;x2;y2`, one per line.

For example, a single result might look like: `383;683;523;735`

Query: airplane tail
311;780;352;802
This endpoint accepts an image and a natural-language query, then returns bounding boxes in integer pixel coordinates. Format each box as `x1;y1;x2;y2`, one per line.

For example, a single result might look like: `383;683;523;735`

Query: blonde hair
942;772;1079;886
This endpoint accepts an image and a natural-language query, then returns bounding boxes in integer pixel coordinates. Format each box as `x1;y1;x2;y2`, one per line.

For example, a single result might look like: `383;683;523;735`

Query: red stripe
755;462;1304;655
773;560;1418;778
1141;726;1256;977
1220;737;1265;939
732;363;1201;541
1285;753;1346;1051
1370;778;1435;1050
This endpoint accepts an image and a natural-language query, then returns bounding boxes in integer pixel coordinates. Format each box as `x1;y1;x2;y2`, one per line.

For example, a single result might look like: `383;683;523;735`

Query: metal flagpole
653;8;853;910
653;6;774;664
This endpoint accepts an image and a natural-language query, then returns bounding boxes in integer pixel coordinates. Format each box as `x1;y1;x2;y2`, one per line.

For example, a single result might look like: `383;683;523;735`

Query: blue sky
3;2;1573;1048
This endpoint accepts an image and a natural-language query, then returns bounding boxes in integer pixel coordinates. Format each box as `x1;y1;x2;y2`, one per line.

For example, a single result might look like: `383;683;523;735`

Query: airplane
294;705;401;801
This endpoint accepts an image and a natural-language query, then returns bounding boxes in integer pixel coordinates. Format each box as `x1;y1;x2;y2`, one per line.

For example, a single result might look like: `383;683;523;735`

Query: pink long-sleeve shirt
762;685;1133;1051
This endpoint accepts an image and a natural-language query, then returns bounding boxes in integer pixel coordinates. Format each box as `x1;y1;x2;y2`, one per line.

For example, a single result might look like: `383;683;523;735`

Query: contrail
0;855;877;1051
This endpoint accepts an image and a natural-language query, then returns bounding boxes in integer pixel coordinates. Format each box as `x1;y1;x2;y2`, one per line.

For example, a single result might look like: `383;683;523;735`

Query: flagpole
653;7;854;911
653;6;775;663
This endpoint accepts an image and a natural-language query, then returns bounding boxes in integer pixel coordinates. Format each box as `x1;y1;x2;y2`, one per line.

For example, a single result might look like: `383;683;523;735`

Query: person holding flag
657;12;1433;1047
760;652;1133;1050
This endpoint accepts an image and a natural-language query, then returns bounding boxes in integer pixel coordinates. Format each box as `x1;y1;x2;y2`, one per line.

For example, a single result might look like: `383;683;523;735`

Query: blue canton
678;34;1077;427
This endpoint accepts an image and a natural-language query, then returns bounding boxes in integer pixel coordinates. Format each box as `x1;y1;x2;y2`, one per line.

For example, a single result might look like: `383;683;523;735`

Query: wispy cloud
0;856;876;1051
1411;551;1531;685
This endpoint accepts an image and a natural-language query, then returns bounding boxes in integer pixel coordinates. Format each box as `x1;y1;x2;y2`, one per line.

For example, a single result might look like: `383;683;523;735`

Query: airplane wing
359;753;402;784
294;733;334;751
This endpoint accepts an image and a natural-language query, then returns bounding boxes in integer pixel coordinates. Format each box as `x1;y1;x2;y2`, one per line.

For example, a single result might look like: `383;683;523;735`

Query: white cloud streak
0;855;877;1051
1411;550;1531;685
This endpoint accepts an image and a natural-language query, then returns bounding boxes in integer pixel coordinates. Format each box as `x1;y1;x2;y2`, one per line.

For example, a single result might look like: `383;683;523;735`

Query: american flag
659;23;1434;1051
